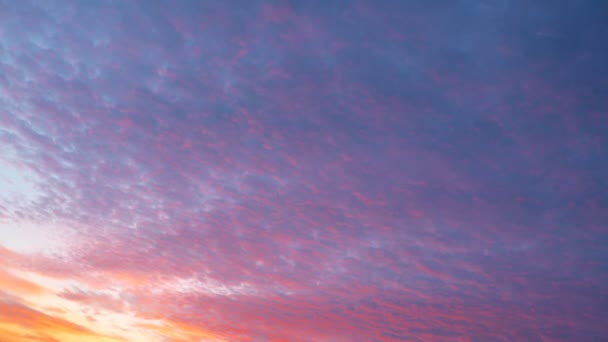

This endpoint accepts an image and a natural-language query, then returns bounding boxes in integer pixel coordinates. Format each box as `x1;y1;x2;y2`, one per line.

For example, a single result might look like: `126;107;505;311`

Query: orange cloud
0;301;126;342
0;269;47;295
0;245;22;266
136;319;228;342
0;325;60;342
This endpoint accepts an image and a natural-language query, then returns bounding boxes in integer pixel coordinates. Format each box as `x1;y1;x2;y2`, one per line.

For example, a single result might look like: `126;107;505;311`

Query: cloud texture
1;0;607;341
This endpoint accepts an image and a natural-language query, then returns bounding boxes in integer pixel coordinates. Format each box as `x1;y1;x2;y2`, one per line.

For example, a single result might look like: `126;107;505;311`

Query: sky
0;0;607;341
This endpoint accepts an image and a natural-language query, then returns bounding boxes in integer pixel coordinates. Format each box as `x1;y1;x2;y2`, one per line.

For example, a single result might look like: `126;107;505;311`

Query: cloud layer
1;0;607;341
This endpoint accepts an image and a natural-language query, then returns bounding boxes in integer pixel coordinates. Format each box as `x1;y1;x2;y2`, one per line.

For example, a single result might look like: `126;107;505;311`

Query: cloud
0;269;47;295
0;0;607;341
0;300;125;342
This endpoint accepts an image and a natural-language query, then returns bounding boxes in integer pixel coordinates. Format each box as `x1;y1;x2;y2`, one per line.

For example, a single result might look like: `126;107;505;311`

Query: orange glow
0;245;21;265
0;301;125;342
136;319;228;342
0;269;47;295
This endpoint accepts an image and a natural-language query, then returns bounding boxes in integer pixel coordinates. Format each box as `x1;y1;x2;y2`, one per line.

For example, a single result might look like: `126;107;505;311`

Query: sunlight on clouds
0;300;126;342
0;259;224;342
0;268;47;295
0;270;169;342
136;320;228;342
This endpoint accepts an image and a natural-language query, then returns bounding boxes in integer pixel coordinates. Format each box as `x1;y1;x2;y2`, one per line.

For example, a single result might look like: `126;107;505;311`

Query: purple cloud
0;0;607;341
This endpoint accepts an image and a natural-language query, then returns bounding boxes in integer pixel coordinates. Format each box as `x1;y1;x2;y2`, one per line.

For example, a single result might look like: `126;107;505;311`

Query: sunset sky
1;0;607;341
